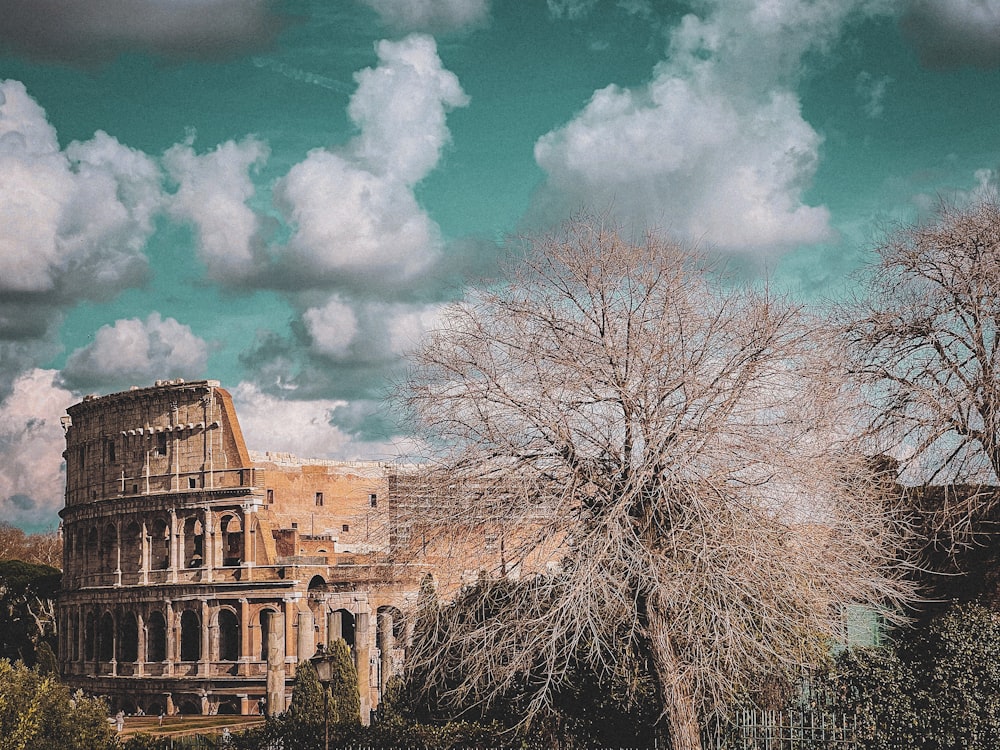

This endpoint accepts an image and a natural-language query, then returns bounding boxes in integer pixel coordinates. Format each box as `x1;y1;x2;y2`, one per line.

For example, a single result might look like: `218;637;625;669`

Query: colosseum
56;379;430;719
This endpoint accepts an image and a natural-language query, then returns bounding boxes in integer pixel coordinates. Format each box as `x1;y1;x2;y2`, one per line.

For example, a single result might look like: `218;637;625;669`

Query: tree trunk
648;607;702;750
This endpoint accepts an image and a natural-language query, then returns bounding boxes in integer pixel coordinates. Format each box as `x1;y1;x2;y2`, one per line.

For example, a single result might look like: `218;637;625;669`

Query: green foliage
0;659;114;750
0;560;60;666
288;659;326;727
813;602;1000;750
325;638;360;726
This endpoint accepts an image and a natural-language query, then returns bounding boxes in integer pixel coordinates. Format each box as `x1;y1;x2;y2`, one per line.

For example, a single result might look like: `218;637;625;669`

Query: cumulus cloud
360;0;490;33
164;136;271;282
902;0;1000;69
531;0;892;252
0;79;161;362
0;0;285;64
62;313;208;390
303;296;359;358
273;34;468;288
0;369;75;531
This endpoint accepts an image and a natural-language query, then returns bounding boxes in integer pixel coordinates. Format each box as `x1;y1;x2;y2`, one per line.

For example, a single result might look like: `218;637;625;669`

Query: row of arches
65;512;245;580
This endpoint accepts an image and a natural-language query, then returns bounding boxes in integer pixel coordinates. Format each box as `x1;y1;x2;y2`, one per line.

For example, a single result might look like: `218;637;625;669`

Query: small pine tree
288;659;325;728
326;638;360;726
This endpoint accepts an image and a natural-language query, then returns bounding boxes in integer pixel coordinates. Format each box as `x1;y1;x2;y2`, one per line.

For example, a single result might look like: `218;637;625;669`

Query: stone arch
100;523;118;576
122;521;142;576
183;517;204;568
85;526;99;576
176;697;201;715
180;609;201;661
117;611;139;663
216;607;239;662
147;610;167;662
216;699;239;715
99;610;115;662
220;514;243;566
84;610;96;661
150;518;170;570
308;575;328;592
70;610;80;661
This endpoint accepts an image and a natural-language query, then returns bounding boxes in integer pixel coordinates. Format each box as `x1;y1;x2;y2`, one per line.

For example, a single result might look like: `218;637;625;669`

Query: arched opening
377;606;404;692
220;515;243;566
332;609;356;650
216;699;239;715
122;522;142;576
73;532;84;576
218;609;239;662
84;611;96;661
147;611;167;662
99;611;115;662
70;611;80;661
85;527;99;575
100;524;118;573
117;612;139;662
150;519;170;570
183;517;204;568
180;610;201;661
176;698;201;715
308;575;328;592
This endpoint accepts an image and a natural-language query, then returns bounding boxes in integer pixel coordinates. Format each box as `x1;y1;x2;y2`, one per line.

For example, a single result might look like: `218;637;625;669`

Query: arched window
85;527;99;575
333;609;356;650
117;612;139;662
147;611;167;662
150;519;170;570
220;515;243;566
183;517;204;568
218;609;239;662
99;611;115;662
122;522;142;575
101;524;118;572
84;611;96;661
180;610;201;661
259;609;279;661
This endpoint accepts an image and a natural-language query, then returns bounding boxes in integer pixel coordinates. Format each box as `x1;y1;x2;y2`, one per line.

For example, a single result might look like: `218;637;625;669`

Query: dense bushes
816;602;1000;750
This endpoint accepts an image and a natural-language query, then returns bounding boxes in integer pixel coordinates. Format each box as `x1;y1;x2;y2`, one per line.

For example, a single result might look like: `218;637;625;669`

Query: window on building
342;524;349;533
188;477;197;489
369;493;377;508
154;432;167;456
107;439;116;463
315;492;323;506
266;488;274;504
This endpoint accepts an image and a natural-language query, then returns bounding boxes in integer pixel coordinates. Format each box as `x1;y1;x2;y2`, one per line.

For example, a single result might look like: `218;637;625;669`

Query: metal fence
704;709;860;750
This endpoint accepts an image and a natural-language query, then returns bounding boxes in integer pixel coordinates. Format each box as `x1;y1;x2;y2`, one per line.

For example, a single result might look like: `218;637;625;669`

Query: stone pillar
169;509;179;584
297;609;314;662
377;609;393;697
283;599;296;664
264;610;285;716
355;612;371;725
165;600;175;677
327;610;342;646
140;520;149;586
202;511;214;583
136;611;146;677
200;599;211;676
242;508;254;582
114;520;122;587
238;598;251;676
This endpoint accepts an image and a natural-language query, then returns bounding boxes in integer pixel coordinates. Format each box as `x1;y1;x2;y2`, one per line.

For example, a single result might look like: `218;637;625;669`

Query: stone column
136;611;146;677
202;511;214;583
165;600;175;677
114;520;122;587
242;507;254;582
238;598;251;676
327;610;342;646
283;599;296;664
297;609;314;662
200;599;211;676
169;509;179;584
377;609;393;697
140;520;149;586
355;612;371;725
264;610;285;716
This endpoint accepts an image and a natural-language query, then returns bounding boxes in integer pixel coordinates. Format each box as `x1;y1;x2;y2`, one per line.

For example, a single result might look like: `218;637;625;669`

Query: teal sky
2;0;1000;530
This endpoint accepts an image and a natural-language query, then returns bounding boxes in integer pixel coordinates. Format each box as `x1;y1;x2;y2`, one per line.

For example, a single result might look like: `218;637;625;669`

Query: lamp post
311;649;334;750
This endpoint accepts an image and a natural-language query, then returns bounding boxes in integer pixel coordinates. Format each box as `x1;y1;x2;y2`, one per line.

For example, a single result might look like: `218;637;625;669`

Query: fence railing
704;709;860;750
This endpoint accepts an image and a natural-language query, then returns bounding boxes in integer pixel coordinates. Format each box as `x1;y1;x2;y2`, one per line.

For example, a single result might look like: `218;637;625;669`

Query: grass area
119;715;266;738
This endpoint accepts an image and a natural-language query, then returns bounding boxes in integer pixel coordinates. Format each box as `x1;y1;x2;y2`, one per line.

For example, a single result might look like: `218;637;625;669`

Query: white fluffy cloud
303;296;359;358
274;35;467;287
62;313;208;389
0;0;284;64
0;80;161;300
0;369;75;531
164;136;270;282
360;0;490;33
532;0;891;252
902;0;1000;69
385;302;445;356
231;381;352;457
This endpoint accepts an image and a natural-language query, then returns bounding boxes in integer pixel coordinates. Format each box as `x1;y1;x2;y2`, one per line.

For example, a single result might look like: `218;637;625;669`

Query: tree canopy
398;219;916;749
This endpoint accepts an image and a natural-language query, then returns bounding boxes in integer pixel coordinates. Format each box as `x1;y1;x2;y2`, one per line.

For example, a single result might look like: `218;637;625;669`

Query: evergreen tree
288;659;326;728
326;638;360;726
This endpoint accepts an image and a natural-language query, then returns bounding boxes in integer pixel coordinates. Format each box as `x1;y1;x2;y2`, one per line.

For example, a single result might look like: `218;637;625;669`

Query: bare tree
397;219;915;749
845;198;1000;536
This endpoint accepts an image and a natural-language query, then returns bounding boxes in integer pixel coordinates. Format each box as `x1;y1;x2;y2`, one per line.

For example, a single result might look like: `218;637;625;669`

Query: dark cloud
8;493;35;511
901;1;1000;69
0;0;288;65
329;399;401;442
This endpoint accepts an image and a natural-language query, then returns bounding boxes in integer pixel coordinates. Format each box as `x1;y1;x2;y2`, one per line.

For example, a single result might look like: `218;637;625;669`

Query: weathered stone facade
57;380;419;718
